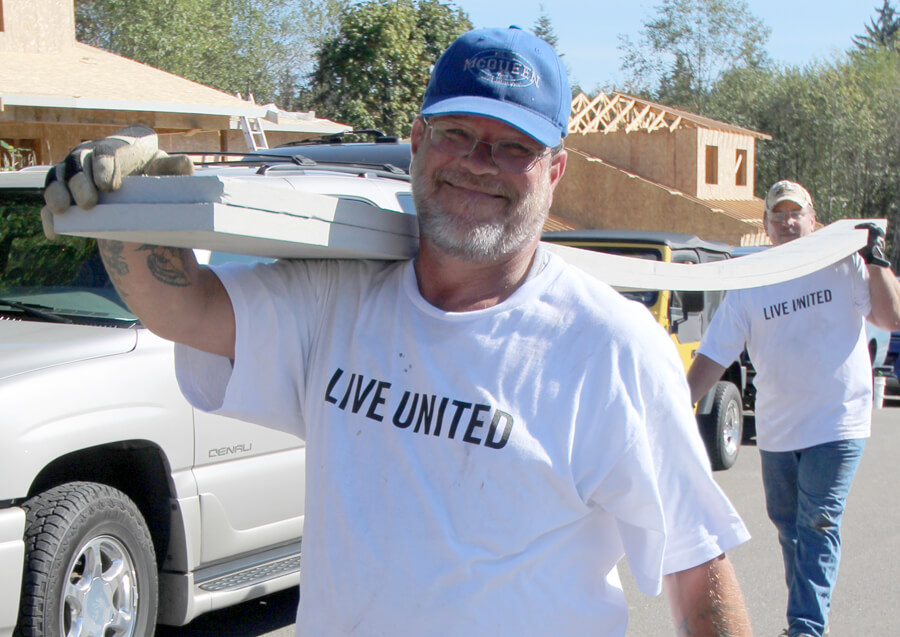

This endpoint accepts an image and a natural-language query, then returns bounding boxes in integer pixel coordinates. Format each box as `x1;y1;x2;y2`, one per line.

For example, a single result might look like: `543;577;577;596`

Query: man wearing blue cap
43;27;751;637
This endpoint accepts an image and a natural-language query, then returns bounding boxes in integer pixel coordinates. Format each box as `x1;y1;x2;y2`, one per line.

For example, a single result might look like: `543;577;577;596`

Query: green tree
707;49;900;263
0;195;96;289
532;5;559;51
75;0;347;107
530;5;582;95
854;0;900;51
305;0;471;136
618;0;770;113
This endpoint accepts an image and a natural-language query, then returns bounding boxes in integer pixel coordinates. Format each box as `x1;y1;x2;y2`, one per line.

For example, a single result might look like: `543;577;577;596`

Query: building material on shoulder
52;175;417;261
51;175;879;291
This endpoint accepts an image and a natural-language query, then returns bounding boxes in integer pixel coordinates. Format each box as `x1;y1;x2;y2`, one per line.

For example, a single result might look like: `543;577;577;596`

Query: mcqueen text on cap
421;26;571;148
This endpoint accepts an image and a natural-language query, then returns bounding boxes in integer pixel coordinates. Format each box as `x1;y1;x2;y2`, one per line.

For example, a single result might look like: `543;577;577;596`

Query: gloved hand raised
855;222;891;268
42;125;194;237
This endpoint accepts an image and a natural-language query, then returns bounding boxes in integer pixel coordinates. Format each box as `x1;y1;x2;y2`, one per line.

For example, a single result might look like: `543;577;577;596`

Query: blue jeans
760;439;866;637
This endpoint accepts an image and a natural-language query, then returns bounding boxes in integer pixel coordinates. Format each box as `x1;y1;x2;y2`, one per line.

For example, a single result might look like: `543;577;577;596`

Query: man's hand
41;125;194;238
856;222;891;268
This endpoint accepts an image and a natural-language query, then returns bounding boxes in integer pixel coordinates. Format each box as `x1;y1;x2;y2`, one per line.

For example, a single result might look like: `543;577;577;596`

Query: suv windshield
0;190;138;326
1;148;412;327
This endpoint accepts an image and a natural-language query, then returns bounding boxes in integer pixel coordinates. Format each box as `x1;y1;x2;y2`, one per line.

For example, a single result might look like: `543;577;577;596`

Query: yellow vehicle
542;230;750;470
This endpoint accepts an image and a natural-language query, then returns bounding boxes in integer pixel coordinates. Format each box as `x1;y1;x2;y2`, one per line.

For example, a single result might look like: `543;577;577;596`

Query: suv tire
699;381;743;471
18;482;158;637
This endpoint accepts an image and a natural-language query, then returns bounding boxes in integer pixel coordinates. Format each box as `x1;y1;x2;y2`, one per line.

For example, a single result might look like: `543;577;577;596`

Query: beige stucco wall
551;151;759;246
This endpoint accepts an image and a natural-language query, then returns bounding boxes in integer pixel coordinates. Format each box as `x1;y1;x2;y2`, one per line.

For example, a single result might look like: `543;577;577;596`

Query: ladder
238;93;269;151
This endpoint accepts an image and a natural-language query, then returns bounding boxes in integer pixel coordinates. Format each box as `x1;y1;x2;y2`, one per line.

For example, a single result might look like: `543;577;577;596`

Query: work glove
856;221;891;268
41;124;194;238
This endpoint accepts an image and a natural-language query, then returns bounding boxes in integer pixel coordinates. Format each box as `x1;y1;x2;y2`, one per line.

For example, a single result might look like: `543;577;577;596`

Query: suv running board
195;541;302;592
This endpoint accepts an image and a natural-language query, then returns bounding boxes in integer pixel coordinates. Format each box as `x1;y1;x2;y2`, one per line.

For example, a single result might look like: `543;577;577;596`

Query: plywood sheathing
542;214;581;232
550;149;767;247
568;93;766;200
561;92;772;245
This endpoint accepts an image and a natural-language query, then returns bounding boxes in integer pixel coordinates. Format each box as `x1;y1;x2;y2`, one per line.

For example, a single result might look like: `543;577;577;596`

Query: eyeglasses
423;118;553;173
768;208;812;223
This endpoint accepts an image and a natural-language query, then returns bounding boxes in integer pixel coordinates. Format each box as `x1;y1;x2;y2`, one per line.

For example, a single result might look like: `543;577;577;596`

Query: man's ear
410;117;426;155
548;149;567;192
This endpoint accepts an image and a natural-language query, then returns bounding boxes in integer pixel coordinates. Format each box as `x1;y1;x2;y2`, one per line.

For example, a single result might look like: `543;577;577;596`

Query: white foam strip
51;175;883;291
542;219;883;291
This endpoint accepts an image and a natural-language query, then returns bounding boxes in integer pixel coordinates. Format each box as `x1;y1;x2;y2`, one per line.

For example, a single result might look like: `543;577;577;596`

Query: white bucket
874;375;887;409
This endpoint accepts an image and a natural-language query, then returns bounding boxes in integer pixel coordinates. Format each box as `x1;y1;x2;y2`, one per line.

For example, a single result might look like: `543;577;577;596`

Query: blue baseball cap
421;27;571;148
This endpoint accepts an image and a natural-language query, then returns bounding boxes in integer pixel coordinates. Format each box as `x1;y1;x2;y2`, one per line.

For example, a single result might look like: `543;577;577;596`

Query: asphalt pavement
158;402;900;636
621;401;900;636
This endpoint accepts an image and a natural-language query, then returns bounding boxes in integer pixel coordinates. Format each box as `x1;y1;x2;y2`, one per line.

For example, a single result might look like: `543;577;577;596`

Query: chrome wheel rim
62;535;139;637
723;400;741;458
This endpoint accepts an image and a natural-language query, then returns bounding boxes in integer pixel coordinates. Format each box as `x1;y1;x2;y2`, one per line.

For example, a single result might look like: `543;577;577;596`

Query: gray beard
410;161;551;262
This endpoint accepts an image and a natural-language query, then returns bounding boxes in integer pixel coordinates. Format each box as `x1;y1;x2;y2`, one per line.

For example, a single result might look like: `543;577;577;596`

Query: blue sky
449;0;882;91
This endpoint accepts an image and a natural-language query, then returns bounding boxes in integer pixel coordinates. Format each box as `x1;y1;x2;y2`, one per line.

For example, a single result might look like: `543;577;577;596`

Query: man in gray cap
688;179;900;637
44;27;752;637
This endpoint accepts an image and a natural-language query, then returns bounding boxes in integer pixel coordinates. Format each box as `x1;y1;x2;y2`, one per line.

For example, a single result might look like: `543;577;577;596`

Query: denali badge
208;443;253;457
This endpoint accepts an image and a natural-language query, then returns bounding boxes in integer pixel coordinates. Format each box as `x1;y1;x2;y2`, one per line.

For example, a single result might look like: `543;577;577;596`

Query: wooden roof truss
569;92;685;135
569;91;770;140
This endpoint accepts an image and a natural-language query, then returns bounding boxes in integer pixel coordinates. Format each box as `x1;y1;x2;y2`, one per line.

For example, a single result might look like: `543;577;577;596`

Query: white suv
0;148;413;637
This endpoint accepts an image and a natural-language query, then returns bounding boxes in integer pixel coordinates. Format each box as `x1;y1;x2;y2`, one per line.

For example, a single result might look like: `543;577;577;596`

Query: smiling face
409;114;566;262
764;200;817;246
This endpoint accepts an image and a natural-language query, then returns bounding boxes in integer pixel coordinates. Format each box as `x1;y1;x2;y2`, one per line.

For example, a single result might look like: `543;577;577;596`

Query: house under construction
1;0;773;247
0;0;349;167
553;92;772;246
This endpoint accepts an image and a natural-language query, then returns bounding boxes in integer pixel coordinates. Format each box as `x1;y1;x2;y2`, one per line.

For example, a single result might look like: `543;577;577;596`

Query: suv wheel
18;482;158;637
699;381;743;471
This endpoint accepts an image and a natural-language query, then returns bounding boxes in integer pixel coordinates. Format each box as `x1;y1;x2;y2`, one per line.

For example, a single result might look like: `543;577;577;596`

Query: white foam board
52;175;419;261
51;175;883;291
543;219;882;291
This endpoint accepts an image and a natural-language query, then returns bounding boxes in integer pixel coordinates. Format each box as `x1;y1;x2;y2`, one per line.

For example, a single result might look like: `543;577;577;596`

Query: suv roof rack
276;129;402;146
182;150;410;179
253;160;409;179
238;136;413;175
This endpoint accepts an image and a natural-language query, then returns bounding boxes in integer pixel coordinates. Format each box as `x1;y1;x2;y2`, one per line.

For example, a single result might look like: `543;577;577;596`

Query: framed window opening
735;149;747;186
705;145;719;185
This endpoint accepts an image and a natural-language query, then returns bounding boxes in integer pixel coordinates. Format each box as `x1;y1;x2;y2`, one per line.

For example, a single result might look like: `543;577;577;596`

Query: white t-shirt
697;254;872;452
176;248;749;637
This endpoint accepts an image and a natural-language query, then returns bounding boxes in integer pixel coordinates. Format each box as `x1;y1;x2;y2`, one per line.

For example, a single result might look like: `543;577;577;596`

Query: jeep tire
18;482;158;637
699;381;743;471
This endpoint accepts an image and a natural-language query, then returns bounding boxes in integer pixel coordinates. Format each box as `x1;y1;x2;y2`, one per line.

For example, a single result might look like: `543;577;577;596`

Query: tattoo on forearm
137;245;191;287
100;240;129;276
98;240;130;300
